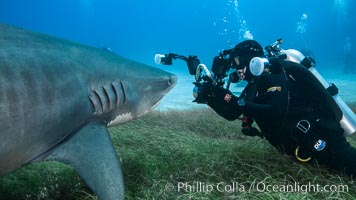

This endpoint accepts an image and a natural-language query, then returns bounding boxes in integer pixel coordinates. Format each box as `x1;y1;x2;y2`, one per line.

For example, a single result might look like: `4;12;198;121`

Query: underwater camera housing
154;50;237;104
211;49;236;79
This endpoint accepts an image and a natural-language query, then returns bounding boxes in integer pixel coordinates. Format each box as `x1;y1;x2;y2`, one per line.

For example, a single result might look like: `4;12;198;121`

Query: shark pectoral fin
44;123;124;200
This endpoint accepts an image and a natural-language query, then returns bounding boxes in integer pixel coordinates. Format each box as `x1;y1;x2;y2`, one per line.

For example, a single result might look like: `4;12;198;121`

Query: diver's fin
43;122;124;200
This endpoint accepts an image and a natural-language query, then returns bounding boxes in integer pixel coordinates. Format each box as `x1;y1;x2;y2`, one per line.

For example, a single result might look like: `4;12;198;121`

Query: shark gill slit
111;80;126;106
89;80;127;115
120;81;127;104
88;91;102;115
94;89;105;113
110;82;120;108
98;88;111;113
102;85;113;111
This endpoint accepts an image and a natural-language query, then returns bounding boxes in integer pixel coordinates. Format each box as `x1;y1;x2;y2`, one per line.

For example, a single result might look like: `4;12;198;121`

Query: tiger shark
0;23;176;200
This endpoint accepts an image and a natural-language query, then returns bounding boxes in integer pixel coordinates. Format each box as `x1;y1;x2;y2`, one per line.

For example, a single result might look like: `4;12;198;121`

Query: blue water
0;0;355;110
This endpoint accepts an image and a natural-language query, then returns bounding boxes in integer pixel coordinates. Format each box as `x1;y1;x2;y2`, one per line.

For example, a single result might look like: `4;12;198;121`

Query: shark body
0;23;176;199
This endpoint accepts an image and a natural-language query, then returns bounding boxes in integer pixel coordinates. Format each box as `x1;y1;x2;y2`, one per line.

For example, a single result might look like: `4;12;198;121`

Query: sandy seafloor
155;62;356;111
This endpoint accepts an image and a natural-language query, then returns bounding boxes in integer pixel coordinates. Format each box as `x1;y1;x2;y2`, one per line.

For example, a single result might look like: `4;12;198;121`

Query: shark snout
167;74;177;87
155;73;177;98
147;73;177;110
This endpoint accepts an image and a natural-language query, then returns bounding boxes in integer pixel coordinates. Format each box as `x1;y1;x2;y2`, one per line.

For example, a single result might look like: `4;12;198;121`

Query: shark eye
167;75;177;86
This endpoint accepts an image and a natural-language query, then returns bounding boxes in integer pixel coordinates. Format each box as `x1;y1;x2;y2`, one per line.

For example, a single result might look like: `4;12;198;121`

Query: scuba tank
282;49;356;136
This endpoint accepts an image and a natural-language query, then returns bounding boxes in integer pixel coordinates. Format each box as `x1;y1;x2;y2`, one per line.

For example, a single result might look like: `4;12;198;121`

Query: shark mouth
151;98;162;110
136;98;162;119
107;98;163;127
107;112;134;126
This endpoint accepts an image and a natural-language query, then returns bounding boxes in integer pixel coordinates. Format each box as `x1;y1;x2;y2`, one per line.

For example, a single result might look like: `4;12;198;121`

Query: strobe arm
154;53;201;75
154;53;188;65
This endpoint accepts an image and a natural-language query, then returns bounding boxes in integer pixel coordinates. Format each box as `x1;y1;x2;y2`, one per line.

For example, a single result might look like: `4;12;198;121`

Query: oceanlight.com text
165;181;349;194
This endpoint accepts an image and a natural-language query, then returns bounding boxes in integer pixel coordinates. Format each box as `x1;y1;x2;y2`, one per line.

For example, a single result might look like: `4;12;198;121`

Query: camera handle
195;64;210;80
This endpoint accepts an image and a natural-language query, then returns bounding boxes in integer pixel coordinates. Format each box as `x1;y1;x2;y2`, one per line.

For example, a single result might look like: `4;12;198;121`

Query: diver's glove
193;84;211;104
241;115;263;138
209;86;236;104
206;86;242;121
193;85;233;104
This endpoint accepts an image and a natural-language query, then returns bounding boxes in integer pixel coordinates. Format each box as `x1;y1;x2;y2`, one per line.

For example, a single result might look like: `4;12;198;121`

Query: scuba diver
343;37;354;74
201;40;356;176
155;39;356;176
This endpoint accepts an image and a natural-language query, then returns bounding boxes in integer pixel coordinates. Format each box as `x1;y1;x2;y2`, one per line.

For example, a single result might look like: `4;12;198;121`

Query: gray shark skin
0;23;176;200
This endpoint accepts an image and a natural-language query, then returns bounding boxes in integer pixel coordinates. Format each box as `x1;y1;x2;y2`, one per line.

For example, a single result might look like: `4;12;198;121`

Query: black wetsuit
208;60;356;176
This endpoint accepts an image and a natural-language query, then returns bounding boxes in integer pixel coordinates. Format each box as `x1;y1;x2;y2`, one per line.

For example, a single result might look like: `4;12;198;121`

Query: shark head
109;64;177;126
86;55;177;126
